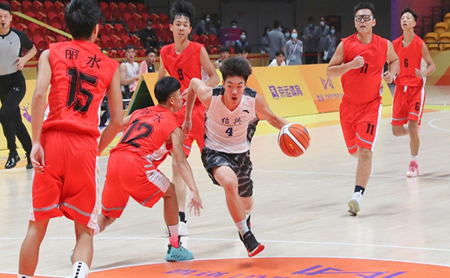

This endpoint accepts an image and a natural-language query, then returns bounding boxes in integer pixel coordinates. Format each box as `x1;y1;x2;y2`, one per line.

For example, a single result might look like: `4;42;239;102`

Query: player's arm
98;68;124;155
383;40;399;83
327;42;364;79
170;127;203;215
157;56;166;80
16;31;37;70
200;47;220;87
183;78;212;134
30;50;52;172
119;63;140;85
416;43;436;78
255;93;288;130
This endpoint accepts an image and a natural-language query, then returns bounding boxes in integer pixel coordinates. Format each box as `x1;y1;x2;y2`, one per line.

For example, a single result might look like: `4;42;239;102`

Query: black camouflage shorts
201;147;254;197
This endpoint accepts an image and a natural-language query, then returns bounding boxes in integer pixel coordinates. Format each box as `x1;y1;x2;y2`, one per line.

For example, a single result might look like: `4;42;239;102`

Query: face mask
241;35;246;40
206;18;210;23
291;33;298;39
309;23;313;28
330;30;335;35
285;33;290;38
146;26;152;30
320;21;325;26
232;25;237;28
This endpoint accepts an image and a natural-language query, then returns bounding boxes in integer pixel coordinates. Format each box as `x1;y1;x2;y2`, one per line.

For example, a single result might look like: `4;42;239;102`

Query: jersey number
366;123;375;135
225;127;233;137
121;119;153;148
404;59;409;68
177;69;184;80
360;63;369;74
415;102;420;111
66;67;96;114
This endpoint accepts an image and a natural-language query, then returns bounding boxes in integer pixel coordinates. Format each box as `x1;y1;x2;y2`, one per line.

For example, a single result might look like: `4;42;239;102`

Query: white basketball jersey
205;86;259;153
121;61;139;92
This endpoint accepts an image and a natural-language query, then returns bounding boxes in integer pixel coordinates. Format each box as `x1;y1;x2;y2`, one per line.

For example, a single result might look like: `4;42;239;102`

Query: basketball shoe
165;242;193;262
406;160;419;177
240;230;265;257
348;191;363;216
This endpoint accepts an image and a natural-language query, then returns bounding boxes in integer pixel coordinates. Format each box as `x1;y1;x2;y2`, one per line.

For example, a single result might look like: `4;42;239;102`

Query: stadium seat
112;9;122;23
135;13;145;31
31;27;45;39
427;43;439;51
10;0;22;12
33;1;45;13
54;1;65;12
137;3;148;14
434;22;448;36
120;34;134;46
192;34;199;42
100;2;109;11
102;7;113;23
98;26;108;37
161;28;172;44
151;13;161;25
137;48;146;57
33;35;48;51
444;13;450;26
439;32;450;50
56;35;68;42
126;18;137;33
111;35;125;48
160;13;169;25
424;32;438;43
44;1;56;14
132;34;142;47
128;3;137;14
100;35;114;49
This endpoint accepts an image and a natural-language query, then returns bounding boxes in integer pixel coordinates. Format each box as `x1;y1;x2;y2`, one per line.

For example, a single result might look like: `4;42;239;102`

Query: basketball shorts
175;101;206;156
30;130;99;230
340;97;382;154
201;147;253;197
101;153;170;218
391;85;425;126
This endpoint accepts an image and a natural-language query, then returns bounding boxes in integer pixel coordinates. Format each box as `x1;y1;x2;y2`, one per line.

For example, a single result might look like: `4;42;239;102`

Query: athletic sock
168;224;179;248
72;261;89;278
18;275;33;278
411;155;418;160
236;218;250;236
354;185;365;195
179;211;186;223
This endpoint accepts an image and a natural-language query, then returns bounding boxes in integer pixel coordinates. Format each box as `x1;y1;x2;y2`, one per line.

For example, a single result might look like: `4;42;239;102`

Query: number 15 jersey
42;40;118;139
341;33;387;104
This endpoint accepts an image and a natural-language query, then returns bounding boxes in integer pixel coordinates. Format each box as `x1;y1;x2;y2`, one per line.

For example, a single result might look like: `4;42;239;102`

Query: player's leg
71;220;93;277
18;219;50;276
391;85;409;137
0;84;21;168
171;158;188;235
405;86;425;177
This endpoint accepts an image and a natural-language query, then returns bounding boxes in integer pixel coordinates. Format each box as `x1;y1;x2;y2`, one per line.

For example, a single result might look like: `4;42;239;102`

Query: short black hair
169;0;196;27
65;0;101;40
219;46;230;53
353;2;376;17
231;20;237;26
154;76;181;104
241;30;247;36
220;57;252;82
146;47;157;56
275;51;285;57
273;20;281;29
146;18;152;24
401;7;417;22
125;45;136;51
0;3;11;14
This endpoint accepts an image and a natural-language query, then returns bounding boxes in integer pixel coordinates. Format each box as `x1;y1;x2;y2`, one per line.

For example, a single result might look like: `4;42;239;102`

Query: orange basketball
278;123;310;157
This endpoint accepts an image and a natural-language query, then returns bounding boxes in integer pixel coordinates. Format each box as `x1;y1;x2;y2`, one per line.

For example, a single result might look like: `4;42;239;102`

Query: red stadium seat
100;35;114;49
128;3;137;14
117;27;128;37
161;28;172;44
33;35;48;50
10;0;22;13
137;3;148;14
98;26;108;37
151;13;160;25
160;13;169;25
56;35;68;42
33;1;45;13
120;34;133;46
31;27;45;38
137;48;146;57
126;18;136;33
54;1;65;12
100;2;109;11
132;34;142;47
102;7;113;23
111;35;125;48
44;1;56;14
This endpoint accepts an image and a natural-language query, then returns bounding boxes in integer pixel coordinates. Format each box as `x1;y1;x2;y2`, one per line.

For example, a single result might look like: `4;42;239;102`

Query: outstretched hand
187;190;203;216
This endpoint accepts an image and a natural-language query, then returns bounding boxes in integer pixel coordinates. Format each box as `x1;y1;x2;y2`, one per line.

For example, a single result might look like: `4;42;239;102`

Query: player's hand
187;189;203;216
30;143;45;174
383;71;394;83
351;55;365;69
415;68;424;78
182;119;192;136
15;57;26;71
181;88;189;100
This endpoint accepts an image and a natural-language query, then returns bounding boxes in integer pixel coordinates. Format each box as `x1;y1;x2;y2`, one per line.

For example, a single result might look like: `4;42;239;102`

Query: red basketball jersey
42;40;118;138
341;33;388;104
111;105;180;168
393;34;425;87
160;41;204;91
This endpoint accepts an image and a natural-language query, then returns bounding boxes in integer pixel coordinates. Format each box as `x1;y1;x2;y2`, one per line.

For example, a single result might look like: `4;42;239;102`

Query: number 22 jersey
42;40;118;139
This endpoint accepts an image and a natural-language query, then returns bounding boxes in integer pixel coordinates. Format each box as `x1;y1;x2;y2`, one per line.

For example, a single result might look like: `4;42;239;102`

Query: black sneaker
241;231;265;257
26;155;33;169
5;153;20;169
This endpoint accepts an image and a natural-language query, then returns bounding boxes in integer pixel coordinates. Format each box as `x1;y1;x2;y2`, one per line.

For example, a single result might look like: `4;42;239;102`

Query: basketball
278;123;310;157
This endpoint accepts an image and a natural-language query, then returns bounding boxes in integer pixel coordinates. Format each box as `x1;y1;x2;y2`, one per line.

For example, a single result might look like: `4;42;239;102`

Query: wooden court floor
0;86;449;277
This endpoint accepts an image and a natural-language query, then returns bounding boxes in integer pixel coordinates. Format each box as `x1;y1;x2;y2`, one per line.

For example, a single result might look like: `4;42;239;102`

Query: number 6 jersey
42;40;118;138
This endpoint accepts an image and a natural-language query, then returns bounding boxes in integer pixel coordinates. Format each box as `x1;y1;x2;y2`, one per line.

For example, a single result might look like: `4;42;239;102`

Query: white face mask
309;23;313;28
206;18;210;23
291;33;298;39
232;25;237;28
320;21;325;26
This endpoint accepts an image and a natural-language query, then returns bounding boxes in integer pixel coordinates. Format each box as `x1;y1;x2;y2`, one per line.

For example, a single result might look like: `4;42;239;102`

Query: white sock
72;261;89;278
93;223;100;235
18;275;33;278
236;218;249;236
411;155;418;160
167;224;179;248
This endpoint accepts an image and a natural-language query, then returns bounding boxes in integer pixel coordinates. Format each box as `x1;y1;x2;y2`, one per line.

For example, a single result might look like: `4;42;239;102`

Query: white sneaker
406;160;419;177
165;221;189;237
348;192;363;216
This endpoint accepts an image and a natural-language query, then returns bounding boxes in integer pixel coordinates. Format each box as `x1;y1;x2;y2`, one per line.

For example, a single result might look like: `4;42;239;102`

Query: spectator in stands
120;45;140;100
283;27;291;41
194;13;216;36
213;46;230;69
269;51;286;67
261;26;270;53
139;47;157;74
235;30;250;53
268;20;286;63
231;20;238;28
138;18;159;49
215;18;223;38
323;26;337;63
319;16;330;63
303;16;320;64
235;46;251;66
285;28;303;65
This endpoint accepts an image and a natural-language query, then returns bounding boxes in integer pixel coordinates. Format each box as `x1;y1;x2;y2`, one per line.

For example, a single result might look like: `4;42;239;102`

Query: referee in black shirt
0;3;36;169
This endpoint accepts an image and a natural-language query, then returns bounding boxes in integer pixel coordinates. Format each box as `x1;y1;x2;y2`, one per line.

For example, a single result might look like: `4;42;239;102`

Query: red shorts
340;98;382;154
175;101;205;156
391;85;425;126
101;153;170;218
30;130;99;229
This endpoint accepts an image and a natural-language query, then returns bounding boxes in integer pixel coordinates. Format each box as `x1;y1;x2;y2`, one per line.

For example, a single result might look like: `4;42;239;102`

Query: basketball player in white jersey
120;45;140;97
183;57;289;257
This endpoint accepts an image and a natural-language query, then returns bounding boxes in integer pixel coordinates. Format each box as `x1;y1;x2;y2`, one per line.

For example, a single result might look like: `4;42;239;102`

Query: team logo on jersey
87;55;101;68
65;48;79;60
